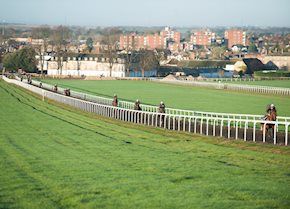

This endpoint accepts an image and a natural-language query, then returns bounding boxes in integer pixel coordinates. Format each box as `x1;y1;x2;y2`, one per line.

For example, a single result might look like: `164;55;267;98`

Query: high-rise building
145;34;164;50
119;34;145;50
160;26;181;48
190;31;216;46
119;27;180;51
224;30;246;49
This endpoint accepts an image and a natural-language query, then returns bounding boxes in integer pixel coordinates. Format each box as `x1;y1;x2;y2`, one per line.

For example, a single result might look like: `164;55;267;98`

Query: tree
3;53;16;71
52;26;70;76
153;49;169;76
101;28;121;77
3;47;37;72
139;50;159;77
86;37;94;53
123;51;137;77
123;38;140;77
32;27;52;77
211;46;227;60
248;44;258;53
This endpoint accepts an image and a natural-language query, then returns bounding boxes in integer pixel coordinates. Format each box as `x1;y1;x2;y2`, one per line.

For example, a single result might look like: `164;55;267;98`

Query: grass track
0;80;290;209
42;79;290;116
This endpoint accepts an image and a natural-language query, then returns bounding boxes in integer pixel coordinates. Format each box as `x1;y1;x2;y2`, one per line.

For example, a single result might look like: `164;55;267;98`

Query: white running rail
16;77;290;127
158;80;290;96
3;76;290;146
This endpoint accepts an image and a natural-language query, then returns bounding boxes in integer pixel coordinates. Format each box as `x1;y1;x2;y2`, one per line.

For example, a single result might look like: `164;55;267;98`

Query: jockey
263;104;277;120
158;101;166;113
64;88;71;96
112;94;118;107
134;99;142;111
158;101;166;126
54;84;58;92
267;104;276;113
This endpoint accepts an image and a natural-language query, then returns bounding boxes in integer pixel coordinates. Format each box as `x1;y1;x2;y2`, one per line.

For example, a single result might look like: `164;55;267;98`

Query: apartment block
225;30;246;49
119;27;180;51
119;34;145;50
190;31;216;46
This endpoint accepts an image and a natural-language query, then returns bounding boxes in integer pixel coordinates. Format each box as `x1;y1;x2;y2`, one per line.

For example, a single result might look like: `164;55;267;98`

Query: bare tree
52;26;70;76
32;27;51;77
139;50;159;77
153;49;170;76
101;28;121;77
123;51;138;77
211;46;227;60
122;34;142;77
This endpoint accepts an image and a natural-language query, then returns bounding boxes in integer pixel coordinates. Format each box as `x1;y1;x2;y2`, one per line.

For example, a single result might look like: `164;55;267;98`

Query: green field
1;80;290;208
42;79;290;116
222;80;290;88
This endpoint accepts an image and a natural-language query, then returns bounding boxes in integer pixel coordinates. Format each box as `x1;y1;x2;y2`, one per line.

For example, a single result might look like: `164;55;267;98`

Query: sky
1;0;290;27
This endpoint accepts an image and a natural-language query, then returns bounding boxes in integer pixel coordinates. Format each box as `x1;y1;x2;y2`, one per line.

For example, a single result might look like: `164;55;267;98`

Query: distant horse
112;95;118;107
158;101;166;127
261;110;277;139
134;100;142;111
64;88;71;96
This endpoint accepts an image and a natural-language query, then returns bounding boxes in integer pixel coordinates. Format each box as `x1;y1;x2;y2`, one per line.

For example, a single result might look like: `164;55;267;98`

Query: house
231;45;247;52
243;58;267;74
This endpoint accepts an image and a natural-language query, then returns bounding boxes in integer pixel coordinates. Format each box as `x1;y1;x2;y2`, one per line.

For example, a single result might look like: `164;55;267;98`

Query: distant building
145;34;164;49
190;31;216;46
160;26;181;48
41;56;157;78
119;34;145;50
224;30;246;49
119;27;180;51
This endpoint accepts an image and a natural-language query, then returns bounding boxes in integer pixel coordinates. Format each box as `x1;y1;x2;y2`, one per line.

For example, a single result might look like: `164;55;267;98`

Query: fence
186;77;290;82
14;76;290;131
158;80;290;96
3;76;290;146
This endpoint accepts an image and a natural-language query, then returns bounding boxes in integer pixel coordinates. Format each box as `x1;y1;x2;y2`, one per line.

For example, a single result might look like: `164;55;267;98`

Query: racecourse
1;80;290;209
42;79;290;116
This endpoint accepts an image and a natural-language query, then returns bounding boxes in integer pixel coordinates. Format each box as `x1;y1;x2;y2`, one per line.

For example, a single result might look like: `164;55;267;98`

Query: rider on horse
263;104;277;121
158;101;166;114
64;88;71;96
53;84;58;92
261;104;277;138
134;99;142;111
112;94;118;107
158;101;166;126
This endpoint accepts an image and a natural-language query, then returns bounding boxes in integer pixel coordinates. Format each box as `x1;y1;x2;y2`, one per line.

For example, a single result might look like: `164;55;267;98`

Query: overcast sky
1;0;290;27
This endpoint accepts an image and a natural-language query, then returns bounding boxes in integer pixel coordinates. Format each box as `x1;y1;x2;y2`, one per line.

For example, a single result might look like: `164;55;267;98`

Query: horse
112;96;118;107
261;110;277;139
158;102;166;127
64;88;71;96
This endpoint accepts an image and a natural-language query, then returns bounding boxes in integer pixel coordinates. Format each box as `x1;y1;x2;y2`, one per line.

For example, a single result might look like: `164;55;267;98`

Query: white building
40;56;126;77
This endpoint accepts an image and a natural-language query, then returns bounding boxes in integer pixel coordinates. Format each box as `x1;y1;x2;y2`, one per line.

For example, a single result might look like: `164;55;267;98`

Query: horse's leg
267;126;270;138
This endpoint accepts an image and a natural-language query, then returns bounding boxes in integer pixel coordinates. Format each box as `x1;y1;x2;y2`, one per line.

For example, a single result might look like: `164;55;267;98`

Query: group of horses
22;76;278;140
113;94;277;138
112;95;166;113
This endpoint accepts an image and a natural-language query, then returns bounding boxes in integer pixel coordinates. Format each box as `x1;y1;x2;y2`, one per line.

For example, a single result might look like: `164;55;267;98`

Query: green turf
1;80;290;209
222;80;290;88
41;79;290;116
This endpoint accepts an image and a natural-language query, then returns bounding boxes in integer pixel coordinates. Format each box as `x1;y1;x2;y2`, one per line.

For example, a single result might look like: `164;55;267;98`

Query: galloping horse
261;108;277;138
